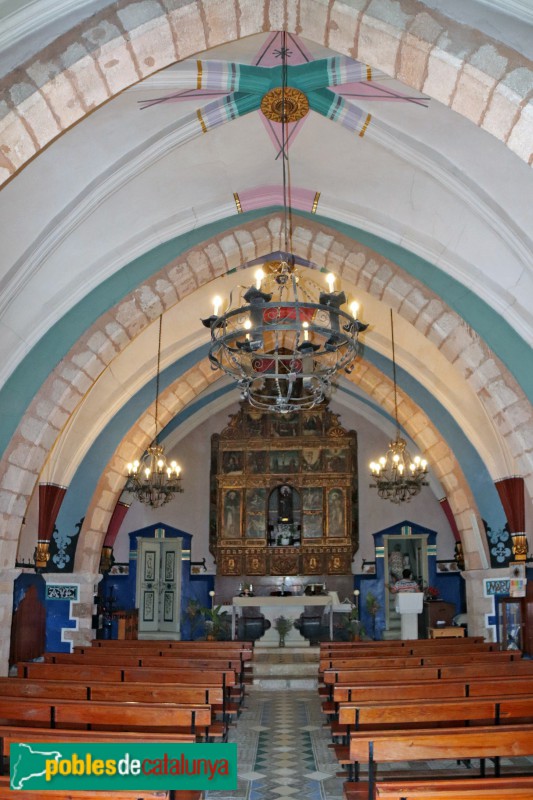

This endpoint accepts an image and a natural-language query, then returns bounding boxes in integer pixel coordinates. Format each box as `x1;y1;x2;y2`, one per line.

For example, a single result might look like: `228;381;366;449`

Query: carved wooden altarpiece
210;402;358;576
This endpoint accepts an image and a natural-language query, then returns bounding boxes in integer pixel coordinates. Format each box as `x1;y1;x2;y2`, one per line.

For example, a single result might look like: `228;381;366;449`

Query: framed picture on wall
222;451;243;473
303;487;323;510
222;489;242;538
246;488;267;538
247;450;267;474
327;488;345;537
303;513;323;538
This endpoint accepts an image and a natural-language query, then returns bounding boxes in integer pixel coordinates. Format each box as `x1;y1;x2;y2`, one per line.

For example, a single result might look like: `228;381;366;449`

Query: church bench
331;695;533;743
320;639;489;654
323;676;533;719
374;776;533;799
17;663;239;724
319;650;516;672
0;679;234;721
0;774;204;799
0;696;215;739
74;645;253;662
323;659;533;686
89;639;253;646
18;663;237;689
45;653;250;678
319;643;503;659
343;725;533;800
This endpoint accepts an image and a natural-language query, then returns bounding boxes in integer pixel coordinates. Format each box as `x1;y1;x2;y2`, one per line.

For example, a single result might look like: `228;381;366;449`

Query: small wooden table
429;626;465;638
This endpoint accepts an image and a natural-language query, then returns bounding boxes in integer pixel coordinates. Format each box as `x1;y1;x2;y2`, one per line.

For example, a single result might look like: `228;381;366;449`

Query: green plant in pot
341;607;364;641
273;615;293;647
202;604;231;640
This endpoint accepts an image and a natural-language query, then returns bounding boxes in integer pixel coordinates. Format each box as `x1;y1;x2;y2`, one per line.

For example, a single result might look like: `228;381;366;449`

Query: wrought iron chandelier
369;310;428;503
125;316;183;507
202;33;367;414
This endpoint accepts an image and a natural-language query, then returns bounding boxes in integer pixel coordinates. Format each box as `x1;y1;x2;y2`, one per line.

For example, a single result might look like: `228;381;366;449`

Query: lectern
395;592;424;640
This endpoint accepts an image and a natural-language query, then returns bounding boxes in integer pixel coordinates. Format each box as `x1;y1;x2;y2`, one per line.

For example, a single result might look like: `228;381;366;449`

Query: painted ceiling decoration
140;33;429;151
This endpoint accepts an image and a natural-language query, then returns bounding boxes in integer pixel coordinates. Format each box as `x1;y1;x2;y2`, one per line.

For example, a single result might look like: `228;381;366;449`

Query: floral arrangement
273;615;293;635
425;586;440;600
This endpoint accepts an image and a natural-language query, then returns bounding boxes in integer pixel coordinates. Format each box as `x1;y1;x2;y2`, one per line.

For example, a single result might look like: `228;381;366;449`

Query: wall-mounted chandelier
125;316;183;508
202;32;367;414
369;310;428;503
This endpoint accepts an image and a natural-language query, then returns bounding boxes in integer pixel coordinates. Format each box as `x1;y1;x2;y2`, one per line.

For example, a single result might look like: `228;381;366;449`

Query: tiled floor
206;689;345;800
206;684;533;800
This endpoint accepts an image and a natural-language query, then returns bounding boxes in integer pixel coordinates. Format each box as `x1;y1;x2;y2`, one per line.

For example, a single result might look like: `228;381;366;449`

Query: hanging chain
390;309;400;436
154;315;162;444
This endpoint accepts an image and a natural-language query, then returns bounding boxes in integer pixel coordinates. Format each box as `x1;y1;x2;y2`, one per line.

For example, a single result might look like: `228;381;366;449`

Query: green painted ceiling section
0;207;529;461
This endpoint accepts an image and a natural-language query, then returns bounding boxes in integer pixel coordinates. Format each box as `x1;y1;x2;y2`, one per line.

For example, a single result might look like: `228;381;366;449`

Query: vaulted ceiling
0;0;531;573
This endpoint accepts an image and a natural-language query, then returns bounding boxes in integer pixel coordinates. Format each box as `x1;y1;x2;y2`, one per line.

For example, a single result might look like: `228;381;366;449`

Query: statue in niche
278;484;294;523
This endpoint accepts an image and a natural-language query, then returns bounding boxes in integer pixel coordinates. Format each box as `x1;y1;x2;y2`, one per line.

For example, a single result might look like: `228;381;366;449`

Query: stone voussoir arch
75;351;479;575
0;214;530;569
0;0;531;187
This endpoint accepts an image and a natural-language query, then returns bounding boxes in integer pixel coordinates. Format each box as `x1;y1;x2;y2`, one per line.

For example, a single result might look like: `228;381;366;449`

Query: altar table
227;593;351;645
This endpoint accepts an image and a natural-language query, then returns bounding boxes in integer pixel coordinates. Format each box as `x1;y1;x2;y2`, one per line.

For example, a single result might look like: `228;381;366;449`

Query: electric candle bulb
302;321;309;341
244;319;252;340
213;295;222;317
144;467;151;478
255;269;264;290
326;273;335;292
350;301;359;318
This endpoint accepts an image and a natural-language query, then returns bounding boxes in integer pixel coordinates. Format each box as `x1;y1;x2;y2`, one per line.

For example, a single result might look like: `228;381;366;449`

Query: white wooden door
136;537;182;639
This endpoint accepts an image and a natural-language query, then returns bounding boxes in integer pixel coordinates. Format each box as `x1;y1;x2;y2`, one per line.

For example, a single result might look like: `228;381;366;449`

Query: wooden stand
429;626;465;638
114;610;138;640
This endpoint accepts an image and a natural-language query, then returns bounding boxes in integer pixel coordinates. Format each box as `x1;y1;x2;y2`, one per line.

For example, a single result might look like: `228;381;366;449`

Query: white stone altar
228;593;352;645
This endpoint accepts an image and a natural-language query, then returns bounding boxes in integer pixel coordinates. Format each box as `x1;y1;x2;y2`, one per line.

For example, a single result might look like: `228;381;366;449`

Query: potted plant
273;615;293;647
341;607;364;641
424;585;440;602
202;604;231;640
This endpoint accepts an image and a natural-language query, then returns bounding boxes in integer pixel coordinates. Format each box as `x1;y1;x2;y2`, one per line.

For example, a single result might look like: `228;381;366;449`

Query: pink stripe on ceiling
253;31;313;67
238;185;317;213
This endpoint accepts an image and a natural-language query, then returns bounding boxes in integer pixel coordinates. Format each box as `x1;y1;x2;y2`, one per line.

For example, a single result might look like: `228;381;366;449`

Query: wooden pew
0;696;214;739
319;650;517;672
323;659;533;686
332;695;533;744
18;662;237;689
343;724;533;800
17;662;240;722
374;776;533;799
89;639;252;649
0;774;203;799
44;653;249;684
0;677;228;710
332;675;533;705
74;644;253;662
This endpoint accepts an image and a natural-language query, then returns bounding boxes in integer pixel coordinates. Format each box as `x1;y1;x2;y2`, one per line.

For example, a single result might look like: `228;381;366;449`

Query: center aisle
206;688;345;800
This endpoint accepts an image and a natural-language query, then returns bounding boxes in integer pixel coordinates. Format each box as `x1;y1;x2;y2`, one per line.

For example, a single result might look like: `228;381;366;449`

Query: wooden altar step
251;646;320;690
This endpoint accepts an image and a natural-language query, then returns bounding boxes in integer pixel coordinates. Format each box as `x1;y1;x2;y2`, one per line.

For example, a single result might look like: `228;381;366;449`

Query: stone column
462;567;510;641
43;572;102;651
0;568;22;676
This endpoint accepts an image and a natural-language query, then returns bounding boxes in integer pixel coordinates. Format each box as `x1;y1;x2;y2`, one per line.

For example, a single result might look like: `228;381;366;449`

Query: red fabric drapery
38;483;67;542
103;500;130;548
495;477;525;533
439;497;461;541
